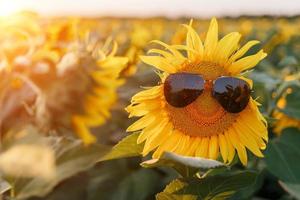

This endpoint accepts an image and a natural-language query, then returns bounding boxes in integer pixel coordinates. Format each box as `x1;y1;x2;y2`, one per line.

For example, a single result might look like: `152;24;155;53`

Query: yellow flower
0;12;42;70
126;18;268;165
273;98;300;134
0;13;128;145
273;76;300;135
121;22;164;77
72;40;128;145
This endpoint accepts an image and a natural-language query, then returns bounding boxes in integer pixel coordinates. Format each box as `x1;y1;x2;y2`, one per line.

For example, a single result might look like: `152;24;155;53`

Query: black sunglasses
163;72;251;113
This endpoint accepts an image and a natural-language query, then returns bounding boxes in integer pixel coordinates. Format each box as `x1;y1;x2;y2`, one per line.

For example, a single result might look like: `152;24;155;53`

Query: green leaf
101;132;143;161
250;71;280;91
265;128;300;199
111;169;161;200
279;56;298;67
229;170;265;200
141;152;225;177
156;179;196;200
279;181;300;200
10;137;109;200
0;179;11;194
265;128;300;183
280;86;300;119
177;171;258;200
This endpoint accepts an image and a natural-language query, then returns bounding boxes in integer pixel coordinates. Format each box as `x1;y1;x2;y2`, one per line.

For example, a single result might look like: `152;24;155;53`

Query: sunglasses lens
213;77;251;113
164;73;205;107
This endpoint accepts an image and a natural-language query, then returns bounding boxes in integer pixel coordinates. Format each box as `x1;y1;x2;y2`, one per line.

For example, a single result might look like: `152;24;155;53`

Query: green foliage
265;128;300;182
0;179;10;194
156;179;195;200
177;171;258;200
279;56;299;68
111;169;161;200
229;170;266;200
6;137;109;199
250;71;280;91
279;182;300;200
265;128;300;199
156;171;257;200
280;86;300;119
101;132;143;161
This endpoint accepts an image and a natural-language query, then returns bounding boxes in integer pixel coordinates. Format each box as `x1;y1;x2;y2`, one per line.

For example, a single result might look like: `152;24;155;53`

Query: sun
0;1;23;17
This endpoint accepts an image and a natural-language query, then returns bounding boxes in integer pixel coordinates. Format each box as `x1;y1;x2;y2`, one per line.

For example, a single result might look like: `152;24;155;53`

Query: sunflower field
1;11;300;200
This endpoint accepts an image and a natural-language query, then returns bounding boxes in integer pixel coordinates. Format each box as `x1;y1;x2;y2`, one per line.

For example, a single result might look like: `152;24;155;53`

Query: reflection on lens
164;73;204;107
212;77;251;113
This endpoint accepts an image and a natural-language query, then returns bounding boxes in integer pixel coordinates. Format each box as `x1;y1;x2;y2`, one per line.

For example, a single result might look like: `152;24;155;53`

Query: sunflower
273;76;300;135
126;18;268;165
0;18;128;145
71;38;128;145
273;97;300;134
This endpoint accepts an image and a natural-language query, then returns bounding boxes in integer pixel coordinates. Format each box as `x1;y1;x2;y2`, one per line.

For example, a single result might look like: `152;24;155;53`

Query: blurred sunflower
126;18;268;165
0;12;42;71
0;14;128;145
273;97;300;134
121;22;164;76
273;76;300;134
71;37;128;144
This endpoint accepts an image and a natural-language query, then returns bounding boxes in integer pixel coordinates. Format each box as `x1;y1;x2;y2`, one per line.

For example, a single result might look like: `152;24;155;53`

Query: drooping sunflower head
0;27;128;145
126;18;268;165
69;36;128;144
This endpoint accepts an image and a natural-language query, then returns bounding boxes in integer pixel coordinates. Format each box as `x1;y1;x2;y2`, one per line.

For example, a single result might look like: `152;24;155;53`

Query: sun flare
0;1;23;17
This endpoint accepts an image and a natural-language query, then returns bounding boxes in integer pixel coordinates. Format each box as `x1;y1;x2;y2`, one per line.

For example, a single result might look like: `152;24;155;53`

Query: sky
0;0;300;18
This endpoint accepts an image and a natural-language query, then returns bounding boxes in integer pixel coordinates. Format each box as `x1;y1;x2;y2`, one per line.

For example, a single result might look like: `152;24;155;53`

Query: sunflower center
165;61;238;137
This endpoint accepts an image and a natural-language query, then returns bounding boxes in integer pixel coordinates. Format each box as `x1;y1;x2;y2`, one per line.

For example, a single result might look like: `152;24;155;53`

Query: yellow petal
126;114;156;132
147;48;186;67
227;130;248;165
204;17;218;58
196;137;209;158
186;137;201;156
219;134;228;163
131;86;162;103
140;56;176;73
229;40;260;62
137;118;168;144
152;130;181;158
174;135;190;155
142;122;173;156
229;50;267;74
224;131;235;163
147;48;173;60
208;135;219;160
81;114;106;127
72;116;97;145
99;57;128;69
126;106;148;118
126;100;160;118
236;120;266;151
151;40;184;59
215;32;241;62
234;125;264;157
183;23;204;60
241;102;268;142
